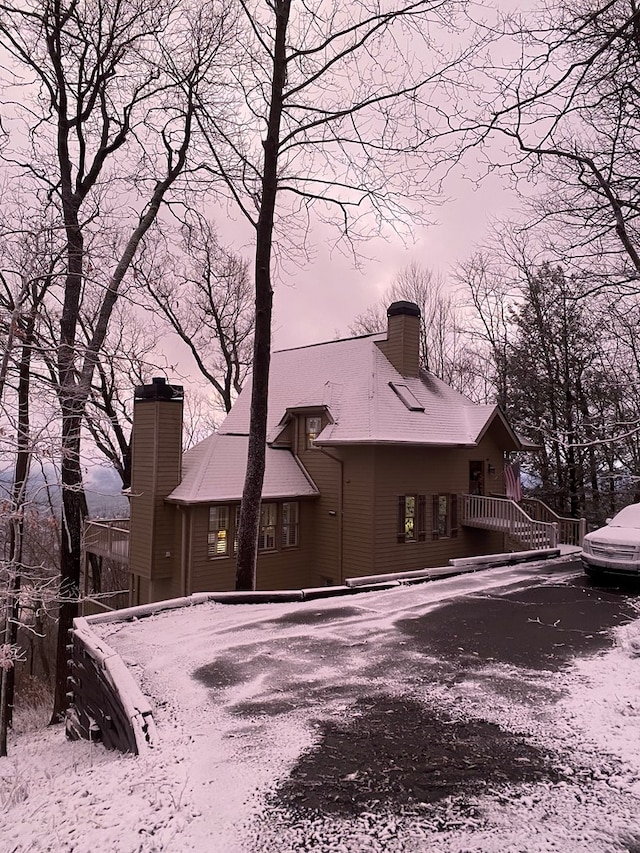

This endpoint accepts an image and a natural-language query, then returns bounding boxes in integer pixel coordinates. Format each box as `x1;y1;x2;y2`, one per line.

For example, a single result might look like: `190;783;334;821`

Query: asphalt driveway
95;558;640;852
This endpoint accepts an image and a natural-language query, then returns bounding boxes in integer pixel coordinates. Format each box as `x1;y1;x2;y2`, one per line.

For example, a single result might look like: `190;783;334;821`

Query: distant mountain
0;465;129;519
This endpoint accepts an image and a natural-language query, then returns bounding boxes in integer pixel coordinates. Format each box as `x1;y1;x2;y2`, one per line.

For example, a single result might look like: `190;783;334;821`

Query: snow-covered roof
168;332;524;504
167;434;319;504
221;333;521;448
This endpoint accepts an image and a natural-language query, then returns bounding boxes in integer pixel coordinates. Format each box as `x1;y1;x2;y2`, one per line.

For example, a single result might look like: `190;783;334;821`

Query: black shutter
450;493;458;538
397;496;406;543
432;494;440;540
417;495;427;541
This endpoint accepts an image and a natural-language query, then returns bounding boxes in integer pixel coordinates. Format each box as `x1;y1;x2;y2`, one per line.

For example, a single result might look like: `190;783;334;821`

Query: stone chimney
129;377;184;603
376;301;421;377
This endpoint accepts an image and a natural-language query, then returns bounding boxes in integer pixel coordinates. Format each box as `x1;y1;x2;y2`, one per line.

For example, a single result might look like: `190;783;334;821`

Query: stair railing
460;494;559;549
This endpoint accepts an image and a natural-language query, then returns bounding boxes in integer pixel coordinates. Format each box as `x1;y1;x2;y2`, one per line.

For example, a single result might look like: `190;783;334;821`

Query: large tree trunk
51;408;85;722
1;322;33;755
235;0;291;591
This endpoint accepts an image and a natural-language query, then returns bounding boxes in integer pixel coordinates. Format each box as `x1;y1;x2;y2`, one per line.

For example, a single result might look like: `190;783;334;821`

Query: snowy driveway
3;559;640;852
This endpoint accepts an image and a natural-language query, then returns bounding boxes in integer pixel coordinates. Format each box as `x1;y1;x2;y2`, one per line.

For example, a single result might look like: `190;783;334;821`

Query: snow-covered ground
2;565;640;852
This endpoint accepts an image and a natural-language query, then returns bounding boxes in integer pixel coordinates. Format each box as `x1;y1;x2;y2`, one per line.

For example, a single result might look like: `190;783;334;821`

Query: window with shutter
398;495;426;543
208;506;229;557
282;501;299;548
432;494;458;539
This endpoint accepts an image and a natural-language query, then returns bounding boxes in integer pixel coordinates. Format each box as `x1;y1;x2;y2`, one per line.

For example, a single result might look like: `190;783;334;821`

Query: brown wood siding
129;404;156;577
129;399;183;586
298;442;341;583
375;313;420;377
357;436;509;578
188;504;235;591
341;446;375;580
188;499;321;592
163;416;510;594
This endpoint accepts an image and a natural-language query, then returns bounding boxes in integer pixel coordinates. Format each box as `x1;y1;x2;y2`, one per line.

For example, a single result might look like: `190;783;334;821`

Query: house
123;301;539;606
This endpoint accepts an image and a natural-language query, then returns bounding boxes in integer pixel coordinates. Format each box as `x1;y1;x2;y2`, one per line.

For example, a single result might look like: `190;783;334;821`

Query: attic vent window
389;382;424;412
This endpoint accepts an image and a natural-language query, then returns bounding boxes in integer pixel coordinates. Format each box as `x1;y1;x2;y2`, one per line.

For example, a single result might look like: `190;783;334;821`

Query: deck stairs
459;494;586;550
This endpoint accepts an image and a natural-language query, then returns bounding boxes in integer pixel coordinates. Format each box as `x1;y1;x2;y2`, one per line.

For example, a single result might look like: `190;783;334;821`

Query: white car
581;503;640;579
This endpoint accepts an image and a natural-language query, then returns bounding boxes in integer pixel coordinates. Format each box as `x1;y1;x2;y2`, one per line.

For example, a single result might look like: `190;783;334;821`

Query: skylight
389;382;425;412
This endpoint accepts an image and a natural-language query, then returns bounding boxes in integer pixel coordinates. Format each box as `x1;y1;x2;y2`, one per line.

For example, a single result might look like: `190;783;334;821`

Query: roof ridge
186;433;219;497
274;331;383;355
370;339;388;438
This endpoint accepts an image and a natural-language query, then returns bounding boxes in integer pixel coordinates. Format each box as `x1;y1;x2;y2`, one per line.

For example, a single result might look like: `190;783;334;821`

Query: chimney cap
134;378;184;402
387;300;420;319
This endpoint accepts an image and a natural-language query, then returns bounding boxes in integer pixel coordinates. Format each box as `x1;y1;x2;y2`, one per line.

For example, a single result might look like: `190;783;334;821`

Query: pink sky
210;167;519;353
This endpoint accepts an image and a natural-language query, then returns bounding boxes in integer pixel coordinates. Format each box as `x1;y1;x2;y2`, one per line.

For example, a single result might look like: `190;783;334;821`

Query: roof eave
165;490;320;507
474;407;529;452
316;438;478;448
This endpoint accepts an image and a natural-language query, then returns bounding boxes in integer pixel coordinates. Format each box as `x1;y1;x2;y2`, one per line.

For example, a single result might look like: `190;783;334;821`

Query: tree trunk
235;0;291;590
50;407;84;722
1;322;33;754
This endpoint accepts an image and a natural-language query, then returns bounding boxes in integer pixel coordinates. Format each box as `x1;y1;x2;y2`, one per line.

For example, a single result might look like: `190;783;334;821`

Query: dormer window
305;415;322;449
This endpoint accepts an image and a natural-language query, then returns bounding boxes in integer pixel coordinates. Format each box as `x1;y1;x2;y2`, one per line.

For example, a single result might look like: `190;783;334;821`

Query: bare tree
139;218;254;414
456;250;519;410
0;220;62;754
81;301;170;491
197;0;487;589
0;0;231;719
351;262;481;396
482;0;640;290
458;223;640;524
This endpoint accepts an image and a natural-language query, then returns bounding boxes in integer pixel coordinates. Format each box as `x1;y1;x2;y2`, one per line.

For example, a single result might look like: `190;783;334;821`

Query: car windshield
609;504;640;529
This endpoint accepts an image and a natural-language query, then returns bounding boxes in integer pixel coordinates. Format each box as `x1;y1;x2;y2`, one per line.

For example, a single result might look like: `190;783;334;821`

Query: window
281;501;299;548
397;495;426;543
432;494;458;540
233;505;241;552
305;416;322;449
389;382;425;412
259;502;277;550
208;506;229;557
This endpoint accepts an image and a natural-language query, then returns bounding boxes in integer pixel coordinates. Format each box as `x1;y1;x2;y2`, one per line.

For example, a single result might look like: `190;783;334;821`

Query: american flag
504;461;522;502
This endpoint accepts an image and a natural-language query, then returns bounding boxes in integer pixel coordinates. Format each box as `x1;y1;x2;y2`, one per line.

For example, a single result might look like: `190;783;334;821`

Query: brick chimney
376;301;421;377
129;377;184;603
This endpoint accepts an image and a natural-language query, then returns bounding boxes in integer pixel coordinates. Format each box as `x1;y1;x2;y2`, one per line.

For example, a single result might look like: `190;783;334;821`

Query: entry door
469;461;485;495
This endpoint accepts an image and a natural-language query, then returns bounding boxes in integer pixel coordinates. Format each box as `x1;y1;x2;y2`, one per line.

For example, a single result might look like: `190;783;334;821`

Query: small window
282;501;299;548
389;382;425;412
233;504;241;552
259;502;277;551
432;494;459;540
208;506;229;557
397;495;426;543
305;416;322;449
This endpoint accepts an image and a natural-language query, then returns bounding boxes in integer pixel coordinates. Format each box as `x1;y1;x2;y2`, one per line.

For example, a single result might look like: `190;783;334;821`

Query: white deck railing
519;498;586;547
460;494;559;549
83;519;130;563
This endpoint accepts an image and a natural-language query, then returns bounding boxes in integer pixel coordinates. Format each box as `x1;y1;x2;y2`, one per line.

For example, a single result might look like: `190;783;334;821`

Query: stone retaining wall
66;617;156;754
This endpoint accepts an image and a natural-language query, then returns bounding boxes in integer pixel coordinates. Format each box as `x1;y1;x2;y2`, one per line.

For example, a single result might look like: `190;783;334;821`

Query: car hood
584;525;640;547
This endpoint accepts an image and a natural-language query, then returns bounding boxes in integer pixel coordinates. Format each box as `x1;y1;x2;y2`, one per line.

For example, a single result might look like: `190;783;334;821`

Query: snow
220;333;499;448
2;565;640;852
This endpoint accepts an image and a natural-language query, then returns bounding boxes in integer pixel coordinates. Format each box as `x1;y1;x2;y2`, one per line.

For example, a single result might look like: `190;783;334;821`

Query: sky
212;166;519;354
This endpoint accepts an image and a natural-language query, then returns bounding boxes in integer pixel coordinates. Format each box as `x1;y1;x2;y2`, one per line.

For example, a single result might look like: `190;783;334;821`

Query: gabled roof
220;333;522;448
166;434;319;504
168;331;525;504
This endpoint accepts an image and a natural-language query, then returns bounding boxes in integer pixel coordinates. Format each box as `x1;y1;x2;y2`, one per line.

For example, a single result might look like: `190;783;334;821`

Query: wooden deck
460;494;585;549
83;519;130;564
